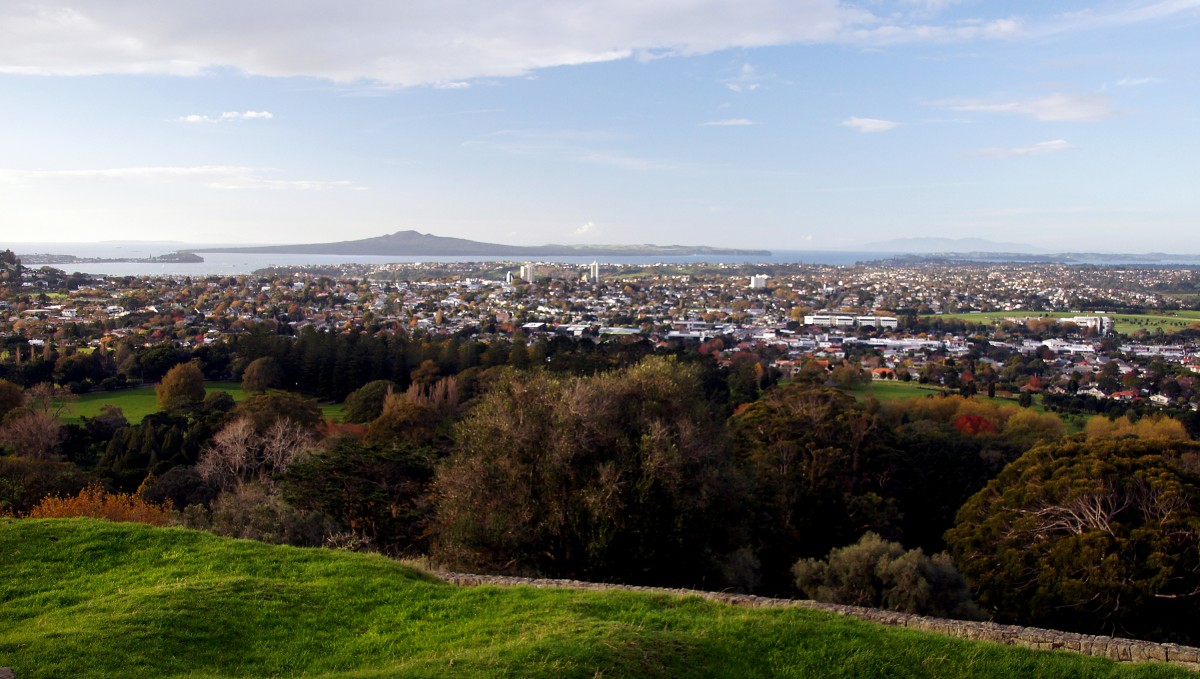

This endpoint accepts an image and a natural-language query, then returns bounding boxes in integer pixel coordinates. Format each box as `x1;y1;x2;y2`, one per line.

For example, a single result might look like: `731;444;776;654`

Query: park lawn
852;380;947;401
67;383;343;424
0;518;1187;679
923;310;1200;335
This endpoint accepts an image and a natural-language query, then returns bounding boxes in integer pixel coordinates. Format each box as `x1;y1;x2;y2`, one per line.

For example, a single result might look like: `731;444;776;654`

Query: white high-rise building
519;263;536;281
749;274;769;289
589;261;600;282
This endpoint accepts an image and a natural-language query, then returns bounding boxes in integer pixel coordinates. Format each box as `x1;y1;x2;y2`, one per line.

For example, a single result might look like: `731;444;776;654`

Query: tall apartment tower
519;263;536;281
589;261;600;282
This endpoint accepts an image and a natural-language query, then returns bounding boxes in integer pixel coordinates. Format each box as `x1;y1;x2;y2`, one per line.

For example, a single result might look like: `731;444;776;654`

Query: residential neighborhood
4;251;1200;413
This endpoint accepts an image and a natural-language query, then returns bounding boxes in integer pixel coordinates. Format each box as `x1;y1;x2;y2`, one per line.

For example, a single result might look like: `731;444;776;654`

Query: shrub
793;532;982;620
0;456;87;514
28;485;175;526
203;482;335;546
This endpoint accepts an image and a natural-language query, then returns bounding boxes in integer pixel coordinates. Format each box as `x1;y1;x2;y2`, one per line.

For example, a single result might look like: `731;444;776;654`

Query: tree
727;383;898;591
434;357;749;589
946;438;1200;643
343;380;398;424
233;391;323;434
156;361;205;411
0;379;23;420
0;408;66;460
794;532;981;620
283;437;435;554
196;416;315;490
241;356;283;393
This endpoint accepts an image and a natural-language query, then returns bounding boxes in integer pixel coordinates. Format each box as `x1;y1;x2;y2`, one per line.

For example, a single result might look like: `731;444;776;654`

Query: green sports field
66;383;343;423
924;310;1200;335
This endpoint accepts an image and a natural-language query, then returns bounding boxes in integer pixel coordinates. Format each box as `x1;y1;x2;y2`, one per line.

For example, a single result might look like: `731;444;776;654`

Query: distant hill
190;230;770;257
859;237;1046;254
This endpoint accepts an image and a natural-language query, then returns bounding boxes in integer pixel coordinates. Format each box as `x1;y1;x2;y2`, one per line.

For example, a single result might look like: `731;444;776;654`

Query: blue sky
1;1;1197;252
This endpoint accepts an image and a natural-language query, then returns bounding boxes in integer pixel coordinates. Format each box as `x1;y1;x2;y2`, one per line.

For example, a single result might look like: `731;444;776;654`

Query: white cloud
0;165;355;190
840;117;900;133
177;110;273;123
969;139;1077;158
934;93;1115;122
3;2;1191;88
0;1;870;86
698;118;758;127
573;221;595;236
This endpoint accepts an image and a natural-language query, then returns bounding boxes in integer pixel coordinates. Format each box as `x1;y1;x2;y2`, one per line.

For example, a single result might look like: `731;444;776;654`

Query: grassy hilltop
0;519;1187;678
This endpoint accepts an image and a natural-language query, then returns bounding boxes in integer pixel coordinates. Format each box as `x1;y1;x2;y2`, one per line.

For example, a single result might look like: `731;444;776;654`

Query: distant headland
187;230;771;257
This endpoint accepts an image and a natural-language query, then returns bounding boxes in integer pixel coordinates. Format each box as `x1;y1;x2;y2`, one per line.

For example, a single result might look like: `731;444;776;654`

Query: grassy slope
0;519;1186;679
68;383;343;423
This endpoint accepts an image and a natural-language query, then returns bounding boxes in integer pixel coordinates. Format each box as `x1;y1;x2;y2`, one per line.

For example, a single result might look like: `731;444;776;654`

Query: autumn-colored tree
241;356;283;393
155;361;205;411
1084;413;1189;441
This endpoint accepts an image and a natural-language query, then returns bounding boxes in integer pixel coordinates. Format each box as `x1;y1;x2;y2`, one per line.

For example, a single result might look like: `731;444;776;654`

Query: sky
1;1;1198;252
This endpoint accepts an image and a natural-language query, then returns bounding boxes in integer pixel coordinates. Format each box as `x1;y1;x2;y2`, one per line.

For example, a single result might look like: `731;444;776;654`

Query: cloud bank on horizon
1;1;1197;251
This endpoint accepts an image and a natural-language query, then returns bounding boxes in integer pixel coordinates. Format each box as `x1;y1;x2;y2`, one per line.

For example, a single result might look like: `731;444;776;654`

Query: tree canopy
946;437;1200;643
434;357;749;589
155;362;205;411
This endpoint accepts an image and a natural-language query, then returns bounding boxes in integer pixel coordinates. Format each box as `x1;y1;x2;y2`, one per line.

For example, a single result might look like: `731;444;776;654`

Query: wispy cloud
934;93;1115;122
178;110;274;124
723;63;772;93
840;117;900;133
1115;76;1162;87
573;221;595;236
467;129;676;171
698;118;758;127
969;139;1077;158
845;17;1023;44
0;165;357;190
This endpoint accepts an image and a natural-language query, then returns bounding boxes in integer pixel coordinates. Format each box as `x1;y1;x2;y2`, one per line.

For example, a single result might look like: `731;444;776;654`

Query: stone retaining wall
435;571;1200;672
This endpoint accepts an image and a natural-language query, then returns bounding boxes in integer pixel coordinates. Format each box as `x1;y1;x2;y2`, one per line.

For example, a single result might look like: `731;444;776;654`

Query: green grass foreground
0;519;1187;678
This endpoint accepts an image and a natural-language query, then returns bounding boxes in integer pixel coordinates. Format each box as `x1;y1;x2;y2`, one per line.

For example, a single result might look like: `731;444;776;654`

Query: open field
0;518;1186;679
66;383;343;423
924;310;1200;335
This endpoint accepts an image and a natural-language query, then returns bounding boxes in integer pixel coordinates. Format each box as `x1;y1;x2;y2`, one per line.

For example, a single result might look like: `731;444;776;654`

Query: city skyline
1;1;1198;252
